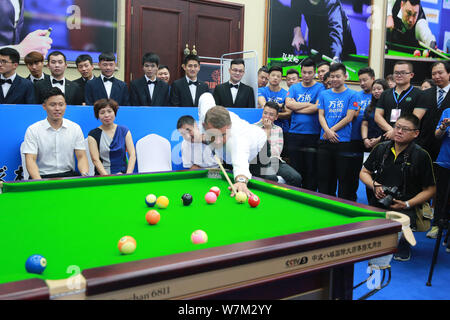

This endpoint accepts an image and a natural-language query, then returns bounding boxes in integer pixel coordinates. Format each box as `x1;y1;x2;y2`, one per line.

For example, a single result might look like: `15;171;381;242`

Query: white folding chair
20;142;29;180
84;138;95;176
136;134;172;173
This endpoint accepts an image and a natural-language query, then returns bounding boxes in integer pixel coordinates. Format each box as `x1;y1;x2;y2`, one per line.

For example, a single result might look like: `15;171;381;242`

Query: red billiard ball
413;50;421;57
248;195;260;208
209;186;220;197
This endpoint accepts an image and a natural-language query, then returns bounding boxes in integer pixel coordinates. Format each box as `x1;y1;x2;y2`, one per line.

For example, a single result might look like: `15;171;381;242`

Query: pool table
0;170;403;300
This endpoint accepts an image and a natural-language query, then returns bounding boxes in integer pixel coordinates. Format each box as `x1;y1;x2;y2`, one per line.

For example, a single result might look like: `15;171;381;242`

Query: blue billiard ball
25;254;47;274
145;194;157;207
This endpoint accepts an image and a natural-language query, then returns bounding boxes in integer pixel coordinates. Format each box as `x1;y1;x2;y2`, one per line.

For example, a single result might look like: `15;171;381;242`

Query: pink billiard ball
205;192;217;204
413;50;421;57
209;186;220;197
191;230;208;244
248;195;260;208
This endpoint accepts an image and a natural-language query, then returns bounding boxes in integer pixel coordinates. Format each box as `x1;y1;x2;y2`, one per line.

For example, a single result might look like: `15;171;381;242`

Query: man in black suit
213;58;255;108
130;52;170;106
0;47;35;104
415;61;450;160
85;52;130;106
169;54;209;107
34;51;84;105
24;51;50;83
74;54;95;104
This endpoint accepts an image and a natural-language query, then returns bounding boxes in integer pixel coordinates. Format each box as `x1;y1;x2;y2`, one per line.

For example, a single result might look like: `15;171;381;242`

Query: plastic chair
136;134;172;173
20;142;29;180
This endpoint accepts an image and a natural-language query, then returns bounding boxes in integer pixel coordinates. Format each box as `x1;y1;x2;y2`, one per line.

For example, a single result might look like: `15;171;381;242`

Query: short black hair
301;58;315;69
0;47;20;64
286;68;299;77
431;61;450;73
397;113;420;130
317;61;330;69
323;71;331;82
394;60;413;73
264;101;279;113
43;87;65;102
177;115;195;129
142;52;160;66
48;51;67;63
258;66;269;74
268;65;283;74
183;54;200;66
158;65;169;71
329;63;347;74
358;67;375;78
421;78;435;87
404;0;421;6
99;52;116;62
231;58;245;67
75;54;93;66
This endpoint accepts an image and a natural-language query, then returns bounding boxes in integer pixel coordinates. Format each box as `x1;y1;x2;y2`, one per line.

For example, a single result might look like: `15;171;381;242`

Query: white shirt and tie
437;84;450;109
30;74;45;83
186;76;198;103
101;75;114;98
1;73;16;98
230;81;240;104
145;75;157;101
50;76;65;93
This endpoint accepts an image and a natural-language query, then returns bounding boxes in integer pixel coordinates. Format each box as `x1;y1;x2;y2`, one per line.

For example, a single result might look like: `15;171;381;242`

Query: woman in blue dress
88;99;136;175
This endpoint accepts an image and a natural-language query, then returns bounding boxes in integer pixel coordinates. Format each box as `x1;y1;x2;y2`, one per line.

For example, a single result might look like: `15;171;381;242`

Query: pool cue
213;154;237;195
419;41;450;60
310;49;357;73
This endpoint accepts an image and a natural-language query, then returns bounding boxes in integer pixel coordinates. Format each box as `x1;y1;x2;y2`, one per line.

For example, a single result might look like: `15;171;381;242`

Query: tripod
426;218;449;286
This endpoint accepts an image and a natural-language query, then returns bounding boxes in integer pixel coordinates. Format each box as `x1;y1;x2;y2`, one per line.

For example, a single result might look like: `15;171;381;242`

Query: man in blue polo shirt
347;67;375;201
285;58;325;191
317;63;359;200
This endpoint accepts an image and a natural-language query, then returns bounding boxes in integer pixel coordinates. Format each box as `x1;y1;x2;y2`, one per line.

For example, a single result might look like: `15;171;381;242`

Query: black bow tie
103;77;114;83
0;79;13;85
230;83;239;89
52;79;64;85
147;80;157;85
188;80;199;86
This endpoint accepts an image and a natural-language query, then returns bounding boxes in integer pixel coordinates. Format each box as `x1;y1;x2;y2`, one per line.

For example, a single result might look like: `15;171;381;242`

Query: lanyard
393;86;414;107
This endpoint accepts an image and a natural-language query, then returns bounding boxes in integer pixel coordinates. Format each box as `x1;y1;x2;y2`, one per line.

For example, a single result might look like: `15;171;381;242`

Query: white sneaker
426;226;439;239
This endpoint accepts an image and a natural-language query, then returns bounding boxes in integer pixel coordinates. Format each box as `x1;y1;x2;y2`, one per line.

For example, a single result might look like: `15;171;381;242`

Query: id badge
390;108;401;122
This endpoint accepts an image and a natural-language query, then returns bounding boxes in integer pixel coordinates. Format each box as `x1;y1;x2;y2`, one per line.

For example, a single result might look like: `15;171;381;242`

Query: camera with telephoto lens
378;186;403;208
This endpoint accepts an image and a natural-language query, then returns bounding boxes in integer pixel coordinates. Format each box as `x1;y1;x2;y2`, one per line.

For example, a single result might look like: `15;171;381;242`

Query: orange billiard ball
146;210;160;225
118;236;136;254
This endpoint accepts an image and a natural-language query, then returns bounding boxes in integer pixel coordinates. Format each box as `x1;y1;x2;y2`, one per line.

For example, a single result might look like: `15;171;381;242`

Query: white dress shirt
50;76;65;93
230;81;240;104
29;74;45;83
1;73;16;98
145;75;156;100
186;76;197;103
22;118;86;176
101;74;114;98
198;94;267;180
10;0;21;26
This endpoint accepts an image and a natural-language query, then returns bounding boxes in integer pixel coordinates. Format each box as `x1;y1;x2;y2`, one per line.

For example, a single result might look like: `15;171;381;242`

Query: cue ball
145;194;157;207
248;195;260;208
205;192;217;204
191;230;208;244
118;236;136;254
209;186;220;197
156;196;169;209
413;50;421;57
181;193;193;206
235;191;247;204
25;254;47;274
146;210;160;225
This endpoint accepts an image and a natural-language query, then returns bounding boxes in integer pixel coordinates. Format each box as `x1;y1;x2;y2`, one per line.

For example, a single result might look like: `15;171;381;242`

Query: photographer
360;114;436;261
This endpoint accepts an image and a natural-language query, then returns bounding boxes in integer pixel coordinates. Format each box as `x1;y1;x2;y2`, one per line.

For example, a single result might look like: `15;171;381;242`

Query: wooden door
126;0;244;84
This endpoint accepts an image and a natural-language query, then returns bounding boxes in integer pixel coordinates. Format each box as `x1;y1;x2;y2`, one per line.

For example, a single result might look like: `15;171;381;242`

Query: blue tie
437;89;445;109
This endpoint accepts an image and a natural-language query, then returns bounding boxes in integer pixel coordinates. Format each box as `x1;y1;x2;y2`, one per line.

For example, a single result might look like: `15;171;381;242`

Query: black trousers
317;141;355;200
287;133;319;191
346;140;365;202
38;170;79;179
433;164;450;227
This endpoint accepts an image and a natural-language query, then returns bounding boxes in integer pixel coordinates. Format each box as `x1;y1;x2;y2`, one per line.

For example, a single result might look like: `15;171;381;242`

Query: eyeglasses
394;125;417;132
0;59;13;65
393;71;411;76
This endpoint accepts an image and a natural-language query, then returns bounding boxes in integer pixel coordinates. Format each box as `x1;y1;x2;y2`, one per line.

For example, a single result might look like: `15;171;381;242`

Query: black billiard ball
181;193;193;206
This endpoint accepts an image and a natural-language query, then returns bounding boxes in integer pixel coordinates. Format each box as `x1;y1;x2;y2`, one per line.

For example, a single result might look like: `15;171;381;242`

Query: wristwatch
235;176;248;184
